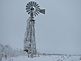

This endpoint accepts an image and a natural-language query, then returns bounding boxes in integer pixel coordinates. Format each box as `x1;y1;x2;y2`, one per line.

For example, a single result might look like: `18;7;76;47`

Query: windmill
24;1;45;57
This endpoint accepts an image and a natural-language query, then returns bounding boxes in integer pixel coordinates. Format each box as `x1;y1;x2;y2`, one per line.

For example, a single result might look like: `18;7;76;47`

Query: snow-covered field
0;43;81;61
2;55;81;61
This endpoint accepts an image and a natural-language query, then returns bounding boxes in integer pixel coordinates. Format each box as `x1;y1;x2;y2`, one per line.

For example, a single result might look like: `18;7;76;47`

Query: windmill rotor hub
26;1;40;16
30;7;34;11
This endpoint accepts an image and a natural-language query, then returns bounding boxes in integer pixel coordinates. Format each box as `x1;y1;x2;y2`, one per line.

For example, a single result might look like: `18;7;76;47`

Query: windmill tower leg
24;18;37;57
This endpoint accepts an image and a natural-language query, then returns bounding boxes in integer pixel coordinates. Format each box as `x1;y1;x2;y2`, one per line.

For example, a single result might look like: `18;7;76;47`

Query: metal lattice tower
24;1;45;57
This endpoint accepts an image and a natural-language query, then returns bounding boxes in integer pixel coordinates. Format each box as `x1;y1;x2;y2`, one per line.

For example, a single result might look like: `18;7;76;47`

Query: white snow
2;55;81;61
0;43;81;61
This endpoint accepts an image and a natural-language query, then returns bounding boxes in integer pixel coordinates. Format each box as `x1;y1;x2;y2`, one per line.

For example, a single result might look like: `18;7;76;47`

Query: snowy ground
2;55;81;61
0;43;81;61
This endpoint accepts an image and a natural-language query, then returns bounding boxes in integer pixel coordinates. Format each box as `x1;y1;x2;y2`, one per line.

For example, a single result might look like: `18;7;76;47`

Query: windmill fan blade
28;11;31;14
29;2;31;5
32;1;35;6
34;2;36;6
30;1;32;6
35;4;38;7
26;9;30;12
39;9;45;14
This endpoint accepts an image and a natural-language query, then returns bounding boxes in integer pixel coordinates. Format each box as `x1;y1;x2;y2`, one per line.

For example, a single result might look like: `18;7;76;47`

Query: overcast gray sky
0;0;81;55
